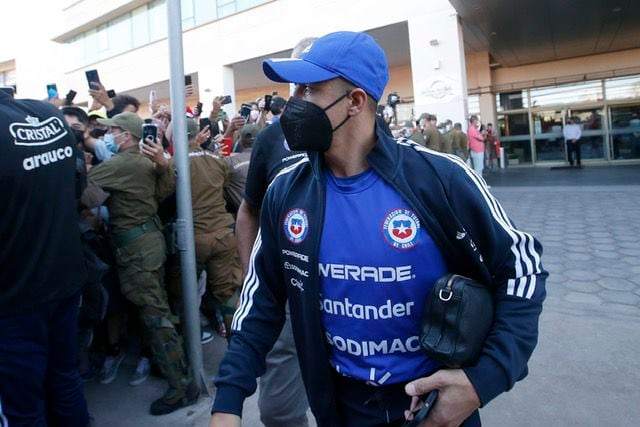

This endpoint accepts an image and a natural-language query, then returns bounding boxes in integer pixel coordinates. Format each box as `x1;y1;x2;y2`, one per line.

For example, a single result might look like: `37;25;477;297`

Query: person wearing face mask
88;112;198;415
211;31;546;427
233;37;314;427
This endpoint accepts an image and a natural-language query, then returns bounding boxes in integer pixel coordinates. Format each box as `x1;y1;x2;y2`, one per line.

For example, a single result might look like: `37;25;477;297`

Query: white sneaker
201;329;214;344
99;353;126;384
129;357;151;386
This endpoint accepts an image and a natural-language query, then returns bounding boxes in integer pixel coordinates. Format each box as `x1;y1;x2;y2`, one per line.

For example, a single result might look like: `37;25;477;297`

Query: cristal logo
10;116;68;147
382;209;420;250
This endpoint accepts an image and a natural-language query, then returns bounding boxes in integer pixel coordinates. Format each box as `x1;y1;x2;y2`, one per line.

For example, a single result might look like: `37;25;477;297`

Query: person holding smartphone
141;119;243;337
88;112;198;415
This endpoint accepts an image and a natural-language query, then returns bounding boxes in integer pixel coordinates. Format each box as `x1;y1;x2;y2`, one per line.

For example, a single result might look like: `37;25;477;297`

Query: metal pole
166;0;208;393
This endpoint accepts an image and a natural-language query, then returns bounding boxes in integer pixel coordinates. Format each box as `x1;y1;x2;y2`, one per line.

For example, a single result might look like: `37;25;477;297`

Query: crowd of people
1;31;546;427
382;111;502;178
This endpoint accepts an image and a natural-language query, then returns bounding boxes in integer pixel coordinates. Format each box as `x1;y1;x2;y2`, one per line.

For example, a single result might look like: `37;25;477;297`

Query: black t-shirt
243;121;306;208
0;92;87;316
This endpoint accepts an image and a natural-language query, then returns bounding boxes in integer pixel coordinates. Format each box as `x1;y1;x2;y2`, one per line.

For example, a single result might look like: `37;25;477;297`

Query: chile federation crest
383;209;420;249
284;208;309;244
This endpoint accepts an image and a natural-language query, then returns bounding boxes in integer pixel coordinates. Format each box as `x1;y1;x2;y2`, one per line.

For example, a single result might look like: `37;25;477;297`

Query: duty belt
112;216;161;247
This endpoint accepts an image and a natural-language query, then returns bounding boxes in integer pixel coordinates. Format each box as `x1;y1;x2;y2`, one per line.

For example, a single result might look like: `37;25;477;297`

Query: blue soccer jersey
319;168;447;385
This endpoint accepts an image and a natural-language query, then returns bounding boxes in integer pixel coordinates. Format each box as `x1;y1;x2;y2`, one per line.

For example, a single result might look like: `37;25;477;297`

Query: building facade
4;0;640;166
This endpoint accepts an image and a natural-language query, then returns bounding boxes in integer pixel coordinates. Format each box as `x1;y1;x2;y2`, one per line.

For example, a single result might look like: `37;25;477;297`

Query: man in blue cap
211;31;546;426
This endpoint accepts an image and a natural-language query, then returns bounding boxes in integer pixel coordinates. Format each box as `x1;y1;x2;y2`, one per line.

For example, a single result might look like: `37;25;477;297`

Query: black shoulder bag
420;273;493;368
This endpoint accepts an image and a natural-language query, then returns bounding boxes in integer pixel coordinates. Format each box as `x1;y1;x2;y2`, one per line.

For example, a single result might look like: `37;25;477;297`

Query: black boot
149;381;199;415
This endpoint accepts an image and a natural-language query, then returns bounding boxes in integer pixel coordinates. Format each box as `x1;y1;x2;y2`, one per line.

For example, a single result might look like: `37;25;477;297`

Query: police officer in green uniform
409;112;428;147
143;119;242;336
451;122;469;161
88;112;198;415
423;114;442;151
440;119;454;154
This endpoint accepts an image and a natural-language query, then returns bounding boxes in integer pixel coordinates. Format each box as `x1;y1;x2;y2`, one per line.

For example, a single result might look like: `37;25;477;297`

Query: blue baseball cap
263;31;389;102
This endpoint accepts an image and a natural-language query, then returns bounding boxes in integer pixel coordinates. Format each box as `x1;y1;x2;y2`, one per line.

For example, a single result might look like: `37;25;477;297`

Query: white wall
13;0;454;111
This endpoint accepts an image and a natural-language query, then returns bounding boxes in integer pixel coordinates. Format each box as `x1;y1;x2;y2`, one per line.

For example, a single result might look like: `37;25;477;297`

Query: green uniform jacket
423;126;441;151
88;145;169;234
157;143;235;235
451;131;469;159
441;130;454;154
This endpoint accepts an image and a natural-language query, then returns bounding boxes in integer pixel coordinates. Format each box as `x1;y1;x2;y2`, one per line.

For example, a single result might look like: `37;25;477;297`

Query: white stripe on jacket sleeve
397;138;543;299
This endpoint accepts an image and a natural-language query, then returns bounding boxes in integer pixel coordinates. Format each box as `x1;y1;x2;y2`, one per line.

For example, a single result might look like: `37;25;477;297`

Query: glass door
498;112;532;165
609;103;640;160
568;107;606;160
532;110;565;162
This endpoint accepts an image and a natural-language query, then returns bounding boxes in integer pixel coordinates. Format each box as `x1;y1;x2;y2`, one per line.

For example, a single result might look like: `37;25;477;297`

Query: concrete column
408;1;468;127
197;65;236;117
479;92;497;127
469;51;497;127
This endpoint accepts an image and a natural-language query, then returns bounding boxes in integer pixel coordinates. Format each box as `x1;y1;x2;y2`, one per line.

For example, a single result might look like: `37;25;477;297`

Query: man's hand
88;82;114;111
224;115;246;138
196;125;211;146
139;137;169;170
209;412;241;427
404;369;480;427
209;96;225;121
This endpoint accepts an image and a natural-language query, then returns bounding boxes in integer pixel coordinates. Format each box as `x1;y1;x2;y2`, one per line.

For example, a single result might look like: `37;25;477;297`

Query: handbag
420;274;493;368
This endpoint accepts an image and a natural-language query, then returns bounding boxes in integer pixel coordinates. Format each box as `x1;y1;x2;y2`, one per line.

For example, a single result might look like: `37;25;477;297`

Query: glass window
96;24;109;59
605;75;640;101
218;0;237;18
181;0;195;29
467;94;480;115
237;0;266;9
132;5;150;47
609;104;640;160
67;36;84;69
498;112;531;165
84;29;98;65
569;107;606;160
499;112;529;136
496;90;527;111
532;110;564;161
108;14;132;55
148;0;168;41
194;0;217;24
530;80;603;107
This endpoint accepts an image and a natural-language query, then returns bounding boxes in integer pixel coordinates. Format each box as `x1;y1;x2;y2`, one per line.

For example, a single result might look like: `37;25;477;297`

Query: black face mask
280;93;351;152
72;128;85;144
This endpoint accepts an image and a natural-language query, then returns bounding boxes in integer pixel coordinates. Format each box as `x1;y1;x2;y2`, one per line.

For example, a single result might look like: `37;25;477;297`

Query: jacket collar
308;119;402;180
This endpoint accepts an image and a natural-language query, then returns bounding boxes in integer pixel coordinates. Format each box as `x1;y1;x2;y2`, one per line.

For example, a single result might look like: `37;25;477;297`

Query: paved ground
86;164;640;426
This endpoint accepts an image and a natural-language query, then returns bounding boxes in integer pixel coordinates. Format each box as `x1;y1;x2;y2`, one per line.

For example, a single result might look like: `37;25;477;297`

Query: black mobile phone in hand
402;390;438;427
85;69;101;89
264;94;272;111
199;118;212;146
142;123;158;145
240;103;252;120
221;95;232;105
65;90;77;105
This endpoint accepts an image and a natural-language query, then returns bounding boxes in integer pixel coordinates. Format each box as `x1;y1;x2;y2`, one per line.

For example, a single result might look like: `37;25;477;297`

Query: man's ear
348;88;368;115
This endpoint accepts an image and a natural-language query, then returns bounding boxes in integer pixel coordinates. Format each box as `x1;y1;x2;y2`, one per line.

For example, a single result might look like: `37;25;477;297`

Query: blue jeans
0;294;89;427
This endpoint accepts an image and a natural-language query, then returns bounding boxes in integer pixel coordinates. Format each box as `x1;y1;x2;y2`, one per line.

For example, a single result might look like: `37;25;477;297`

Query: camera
387;92;400;107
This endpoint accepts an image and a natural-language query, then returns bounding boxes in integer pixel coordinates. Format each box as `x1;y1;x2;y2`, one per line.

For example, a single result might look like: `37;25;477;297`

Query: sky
1;1;64;62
